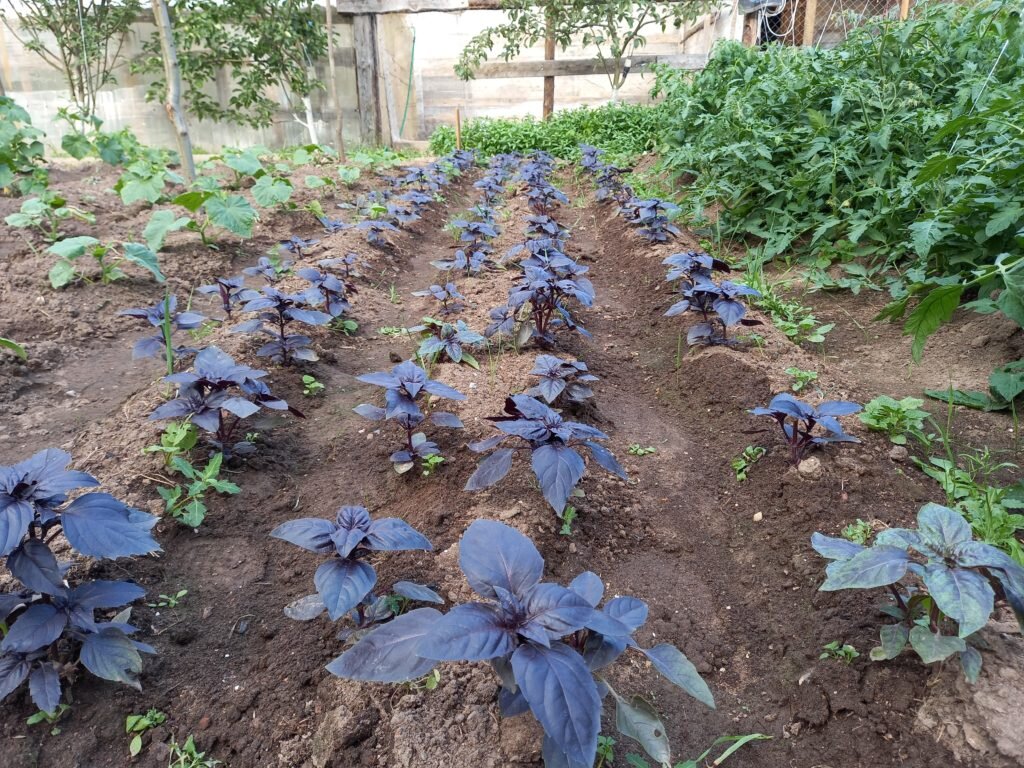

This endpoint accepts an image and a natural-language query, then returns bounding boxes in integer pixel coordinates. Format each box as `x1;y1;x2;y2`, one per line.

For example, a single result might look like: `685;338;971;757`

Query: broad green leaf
203;194;256;238
614;695;671;766
95;135;127;165
47;235;99;259
903;284;963;362
143;210;191;252
999;260;1024;329
985;204;1023;239
121;243;165;282
172;190;209;212
191;175;222;192
924;388;1004;411
874;295;910;322
907;218;954;258
908;626;965;664
0;337;27;359
305;175;328;189
252;175;293;207
48;259;77;289
922;564;994;637
118;172;165;205
4;213;33;227
61;133;93;160
820;545;909;590
223;150;262;176
960;646;982;683
913;154;967;185
989;362;1024;403
178;499;206;528
871;623;909;661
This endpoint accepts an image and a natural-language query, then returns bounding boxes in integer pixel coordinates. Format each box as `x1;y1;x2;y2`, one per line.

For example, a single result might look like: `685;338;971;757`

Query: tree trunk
152;0;195;180
325;0;346;160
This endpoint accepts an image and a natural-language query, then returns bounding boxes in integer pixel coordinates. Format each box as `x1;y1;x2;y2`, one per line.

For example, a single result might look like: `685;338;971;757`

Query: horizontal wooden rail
473;53;707;78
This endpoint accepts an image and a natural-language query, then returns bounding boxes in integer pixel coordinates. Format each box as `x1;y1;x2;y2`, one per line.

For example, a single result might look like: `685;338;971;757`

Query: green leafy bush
654;1;1024;357
0;97;48;195
859;395;929;445
428;103;663;159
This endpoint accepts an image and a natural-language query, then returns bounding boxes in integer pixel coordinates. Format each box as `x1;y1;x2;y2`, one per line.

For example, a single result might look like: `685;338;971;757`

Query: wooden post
325;0;346;160
353;13;382;145
742;12;758;46
802;0;818;46
899;0;911;20
542;9;555;119
455;107;462;149
152;0;195;180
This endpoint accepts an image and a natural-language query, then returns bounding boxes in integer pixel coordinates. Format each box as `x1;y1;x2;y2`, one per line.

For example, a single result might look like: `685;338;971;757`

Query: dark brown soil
0;160;1020;768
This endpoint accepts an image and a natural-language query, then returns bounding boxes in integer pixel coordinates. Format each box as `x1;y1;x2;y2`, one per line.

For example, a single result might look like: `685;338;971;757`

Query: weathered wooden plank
334;0;501;13
353;13;381;144
474;53;707;78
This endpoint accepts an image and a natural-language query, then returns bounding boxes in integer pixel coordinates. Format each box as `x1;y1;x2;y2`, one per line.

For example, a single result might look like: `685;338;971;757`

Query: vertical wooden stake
899;0;911;21
353;13;382;145
325;0;346;160
542;8;555;120
152;0;195;181
802;0;819;46
455;107;462;150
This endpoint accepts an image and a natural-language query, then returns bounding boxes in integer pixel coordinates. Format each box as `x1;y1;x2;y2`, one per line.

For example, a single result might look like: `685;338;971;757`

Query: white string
949;35;1011;152
759;0;798;41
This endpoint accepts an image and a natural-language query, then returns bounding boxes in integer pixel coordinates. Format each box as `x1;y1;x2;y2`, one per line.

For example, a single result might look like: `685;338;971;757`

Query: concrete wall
0;5;727;152
0;16;362;152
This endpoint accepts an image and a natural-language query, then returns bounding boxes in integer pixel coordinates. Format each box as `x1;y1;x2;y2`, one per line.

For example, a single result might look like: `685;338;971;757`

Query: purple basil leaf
531;444;585;515
365;518;432;552
7;540;64;595
70;580;146;610
353;403;386;421
816;400;862;417
431;411;463;429
0;654;31;702
28;662;61;714
1;604;67;653
468;435;506;453
283;593;326;621
583;442;626;479
314;558;377;620
220;397;260;419
0;500;33;559
61;493;160;559
270;518;337;554
643;643;715;708
521;583;596;641
811;532;866;561
79;626;146;689
604;596;649;633
465;449;515;491
499;686;530;717
327;607;442;682
568;572;604;607
417;602;515;661
511;642;600;767
392;581;444;604
458;519;543;600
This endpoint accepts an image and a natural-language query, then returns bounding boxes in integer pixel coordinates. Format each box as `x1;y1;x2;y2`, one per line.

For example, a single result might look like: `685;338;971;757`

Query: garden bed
0;156;1020;768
